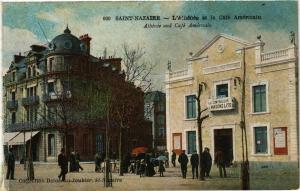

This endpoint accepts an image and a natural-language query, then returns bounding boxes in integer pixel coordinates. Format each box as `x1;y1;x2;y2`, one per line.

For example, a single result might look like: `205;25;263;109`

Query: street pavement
2;163;299;190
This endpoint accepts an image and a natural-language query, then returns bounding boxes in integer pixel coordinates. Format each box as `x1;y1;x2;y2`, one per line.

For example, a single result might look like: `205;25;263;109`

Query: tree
122;43;155;92
195;82;209;181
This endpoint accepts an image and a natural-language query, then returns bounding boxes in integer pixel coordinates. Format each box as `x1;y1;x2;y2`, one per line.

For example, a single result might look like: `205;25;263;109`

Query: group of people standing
57;148;83;181
173;147;227;179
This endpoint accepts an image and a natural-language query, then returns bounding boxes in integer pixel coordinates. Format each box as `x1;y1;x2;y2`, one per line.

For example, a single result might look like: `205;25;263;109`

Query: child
158;160;165;177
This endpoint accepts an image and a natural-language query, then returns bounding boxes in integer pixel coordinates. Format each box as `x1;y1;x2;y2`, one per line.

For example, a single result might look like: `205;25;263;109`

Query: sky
1;1;298;91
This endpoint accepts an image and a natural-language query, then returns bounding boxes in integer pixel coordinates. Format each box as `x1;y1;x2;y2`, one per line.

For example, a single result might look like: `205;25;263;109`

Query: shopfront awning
4;131;40;145
3;132;20;144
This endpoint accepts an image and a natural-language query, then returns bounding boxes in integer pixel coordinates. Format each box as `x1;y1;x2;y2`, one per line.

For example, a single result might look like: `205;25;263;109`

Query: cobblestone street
2;163;299;190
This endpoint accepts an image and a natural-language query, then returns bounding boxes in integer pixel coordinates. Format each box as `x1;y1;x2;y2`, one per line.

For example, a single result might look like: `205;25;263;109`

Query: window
48;82;55;93
48;107;56;121
253;85;266;112
157;115;165;125
216;84;228;98
11;112;16;124
27;108;37;122
254;126;268;154
27;67;31;78
157;103;164;112
48;134;55;156
186;95;196;119
95;134;104;154
49;58;54;72
11;92;15;101
187;131;196;154
12;72;16;81
158;128;165;137
32;66;36;77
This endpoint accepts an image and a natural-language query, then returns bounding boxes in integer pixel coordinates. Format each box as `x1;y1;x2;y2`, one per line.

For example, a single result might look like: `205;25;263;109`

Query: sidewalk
2;163;299;190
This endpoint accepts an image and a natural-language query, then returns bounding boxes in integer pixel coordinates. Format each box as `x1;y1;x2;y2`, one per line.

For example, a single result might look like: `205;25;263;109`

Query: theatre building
165;34;298;167
3;27;152;162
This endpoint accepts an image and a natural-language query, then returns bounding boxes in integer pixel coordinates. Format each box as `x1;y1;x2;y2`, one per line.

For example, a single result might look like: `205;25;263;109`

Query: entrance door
214;129;233;166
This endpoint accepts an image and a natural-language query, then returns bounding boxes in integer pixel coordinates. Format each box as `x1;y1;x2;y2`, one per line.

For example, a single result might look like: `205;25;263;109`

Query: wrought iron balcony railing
42;93;59;102
6;100;18;110
42;91;72;103
21;96;39;106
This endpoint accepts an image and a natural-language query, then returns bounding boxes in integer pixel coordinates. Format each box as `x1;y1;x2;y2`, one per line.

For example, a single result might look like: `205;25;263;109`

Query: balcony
42;91;72;103
22;96;39;106
208;97;235;111
260;46;295;65
6;100;18;110
7;120;47;132
42;93;59;103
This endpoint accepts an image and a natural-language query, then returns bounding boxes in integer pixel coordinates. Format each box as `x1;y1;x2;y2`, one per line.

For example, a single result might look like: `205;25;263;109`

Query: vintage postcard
1;1;299;190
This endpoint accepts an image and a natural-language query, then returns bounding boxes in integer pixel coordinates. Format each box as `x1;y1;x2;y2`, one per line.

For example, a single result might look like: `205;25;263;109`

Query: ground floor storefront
4;124;152;162
167;122;298;167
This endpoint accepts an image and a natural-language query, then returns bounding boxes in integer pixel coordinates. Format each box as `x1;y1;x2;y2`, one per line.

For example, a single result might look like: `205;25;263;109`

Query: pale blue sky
2;1;298;90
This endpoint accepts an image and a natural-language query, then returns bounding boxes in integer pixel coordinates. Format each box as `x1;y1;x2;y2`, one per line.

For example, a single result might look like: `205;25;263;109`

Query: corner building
165;34;298;168
3;27;152;162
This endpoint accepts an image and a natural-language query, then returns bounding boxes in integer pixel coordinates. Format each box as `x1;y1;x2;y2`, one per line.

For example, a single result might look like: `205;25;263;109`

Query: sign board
208;97;235;111
273;127;288;155
172;133;182;155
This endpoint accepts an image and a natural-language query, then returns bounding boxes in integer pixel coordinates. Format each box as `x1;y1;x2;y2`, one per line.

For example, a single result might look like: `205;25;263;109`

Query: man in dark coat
203;147;212;177
75;152;83;171
58;148;68;181
190;150;199;179
178;150;188;178
69;151;76;172
95;153;101;172
171;151;176;167
145;154;155;177
215;150;227;177
6;148;15;180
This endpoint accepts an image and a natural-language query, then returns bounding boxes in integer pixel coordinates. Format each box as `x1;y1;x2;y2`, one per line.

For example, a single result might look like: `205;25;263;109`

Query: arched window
48;134;55;156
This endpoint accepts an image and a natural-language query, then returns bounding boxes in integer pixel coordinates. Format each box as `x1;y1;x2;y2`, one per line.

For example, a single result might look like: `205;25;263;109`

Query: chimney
109;58;122;71
79;34;92;55
99;57;122;71
14;53;25;63
30;44;47;52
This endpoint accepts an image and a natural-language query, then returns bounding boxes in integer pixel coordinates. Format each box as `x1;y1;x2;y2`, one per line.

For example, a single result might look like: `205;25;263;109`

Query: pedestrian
145;154;155;177
215;149;227;178
190;150;199;179
111;152;117;171
58;148;68;181
95;153;101;172
178;150;188;179
203;147;212;177
171;150;176;167
164;151;169;168
6;147;15;180
158;160;165;177
139;159;146;177
69;150;76;172
75;152;83;171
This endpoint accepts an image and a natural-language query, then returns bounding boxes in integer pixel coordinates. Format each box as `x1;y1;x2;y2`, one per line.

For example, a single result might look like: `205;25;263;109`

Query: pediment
192;33;251;59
